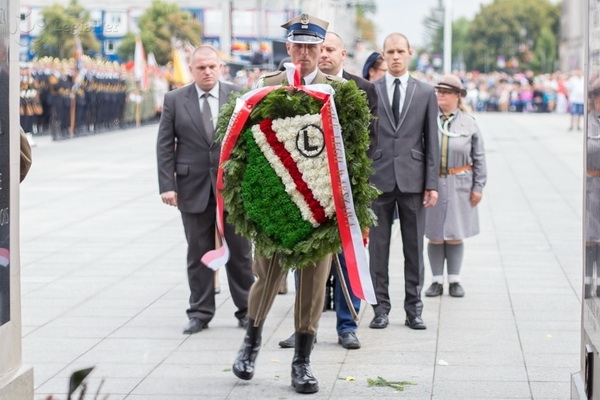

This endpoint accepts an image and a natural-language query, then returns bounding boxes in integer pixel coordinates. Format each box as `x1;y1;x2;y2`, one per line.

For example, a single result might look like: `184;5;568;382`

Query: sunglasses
436;88;458;95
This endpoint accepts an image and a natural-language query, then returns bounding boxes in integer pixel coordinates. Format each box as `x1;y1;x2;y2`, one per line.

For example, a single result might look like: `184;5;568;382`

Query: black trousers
368;186;425;318
180;203;254;323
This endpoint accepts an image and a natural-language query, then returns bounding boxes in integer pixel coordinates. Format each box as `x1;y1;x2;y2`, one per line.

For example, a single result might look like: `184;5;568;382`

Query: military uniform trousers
248;253;333;334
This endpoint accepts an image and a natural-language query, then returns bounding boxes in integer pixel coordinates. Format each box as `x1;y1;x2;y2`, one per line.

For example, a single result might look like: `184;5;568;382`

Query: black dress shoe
183;318;208;334
238;316;249;328
369;313;389;329
279;333;317;348
449;282;465;297
425;282;443;297
338;332;361;349
405;316;426;330
279;333;295;348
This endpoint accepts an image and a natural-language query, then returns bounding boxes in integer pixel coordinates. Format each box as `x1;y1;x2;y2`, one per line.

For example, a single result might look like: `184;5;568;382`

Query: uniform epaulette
261;71;286;86
262;70;282;79
324;74;344;82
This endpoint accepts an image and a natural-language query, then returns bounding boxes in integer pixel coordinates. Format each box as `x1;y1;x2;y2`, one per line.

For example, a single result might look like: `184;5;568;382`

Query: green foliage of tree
465;0;560;73
422;0;445;56
531;26;558;73
452;18;471;70
422;0;560;73
421;2;471;71
356;6;378;49
117;0;202;65
32;0;100;59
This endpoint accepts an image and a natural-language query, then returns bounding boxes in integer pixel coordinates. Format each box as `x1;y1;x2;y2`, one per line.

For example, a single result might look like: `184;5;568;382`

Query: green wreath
216;80;379;269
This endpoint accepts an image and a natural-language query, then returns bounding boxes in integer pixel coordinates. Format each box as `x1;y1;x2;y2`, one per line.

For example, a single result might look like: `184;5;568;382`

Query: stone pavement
19;111;583;399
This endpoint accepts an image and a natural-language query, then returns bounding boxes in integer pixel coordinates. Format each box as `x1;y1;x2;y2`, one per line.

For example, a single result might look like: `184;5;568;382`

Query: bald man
157;46;254;335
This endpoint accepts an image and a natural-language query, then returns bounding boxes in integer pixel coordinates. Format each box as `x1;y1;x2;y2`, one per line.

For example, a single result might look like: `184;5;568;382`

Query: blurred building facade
19;0;367;66
20;0;583;74
560;0;585;72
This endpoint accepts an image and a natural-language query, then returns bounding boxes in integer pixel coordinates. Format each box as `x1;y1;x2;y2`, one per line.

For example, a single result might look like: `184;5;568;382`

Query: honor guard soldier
232;14;345;395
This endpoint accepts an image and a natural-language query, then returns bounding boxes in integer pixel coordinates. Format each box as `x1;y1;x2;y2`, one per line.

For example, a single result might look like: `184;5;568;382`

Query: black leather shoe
369;313;389;329
238;316;249;328
405;316;427;330
182;318;208;334
338;332;361;349
279;333;295;348
425;282;443;297
449;282;465;297
279;333;317;348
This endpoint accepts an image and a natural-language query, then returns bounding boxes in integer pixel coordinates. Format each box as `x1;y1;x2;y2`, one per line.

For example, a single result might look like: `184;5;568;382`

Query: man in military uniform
275;31;380;351
33;58;54;135
52;61;74;139
232;14;343;395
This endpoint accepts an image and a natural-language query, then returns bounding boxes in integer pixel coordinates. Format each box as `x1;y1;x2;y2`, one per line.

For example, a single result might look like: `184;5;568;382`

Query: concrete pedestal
0;0;34;398
0;367;34;400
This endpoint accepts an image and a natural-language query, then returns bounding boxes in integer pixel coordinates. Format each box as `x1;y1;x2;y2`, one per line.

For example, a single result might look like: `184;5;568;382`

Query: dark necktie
392;78;401;124
439;114;453;177
201;93;214;141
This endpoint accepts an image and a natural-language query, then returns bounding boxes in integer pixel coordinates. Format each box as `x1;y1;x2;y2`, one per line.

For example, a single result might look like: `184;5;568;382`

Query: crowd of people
20;8;588;397
228;61;586;119
19;56;165;141
148;9;600;395
228;65;586;119
435;69;585;118
20;47;584;145
152;11;488;395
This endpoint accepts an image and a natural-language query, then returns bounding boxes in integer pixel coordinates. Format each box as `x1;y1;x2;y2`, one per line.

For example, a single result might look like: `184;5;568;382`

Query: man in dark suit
275;31;378;350
318;32;378;158
156;45;254;335
368;33;439;331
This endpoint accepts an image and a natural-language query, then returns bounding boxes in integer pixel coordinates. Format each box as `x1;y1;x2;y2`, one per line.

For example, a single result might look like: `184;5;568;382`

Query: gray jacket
370;75;439;194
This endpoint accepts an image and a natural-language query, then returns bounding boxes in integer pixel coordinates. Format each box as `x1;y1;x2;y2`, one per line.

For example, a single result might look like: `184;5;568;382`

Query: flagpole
70;33;82;138
69;93;76;138
135;85;141;127
443;0;452;74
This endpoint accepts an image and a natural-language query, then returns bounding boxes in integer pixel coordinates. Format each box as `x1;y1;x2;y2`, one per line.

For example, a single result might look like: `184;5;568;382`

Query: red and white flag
134;36;148;90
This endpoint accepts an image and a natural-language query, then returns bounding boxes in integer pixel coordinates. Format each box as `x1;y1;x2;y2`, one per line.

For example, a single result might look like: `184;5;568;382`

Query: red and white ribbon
0;248;9;267
200;84;277;271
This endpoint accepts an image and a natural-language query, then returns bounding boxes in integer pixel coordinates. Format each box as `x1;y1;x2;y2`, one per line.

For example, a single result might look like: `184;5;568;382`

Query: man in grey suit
156;46;254;335
368;33;439;331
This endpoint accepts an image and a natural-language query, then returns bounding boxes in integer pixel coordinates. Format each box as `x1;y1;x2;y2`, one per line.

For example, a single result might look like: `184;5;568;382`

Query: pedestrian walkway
19;111;583;399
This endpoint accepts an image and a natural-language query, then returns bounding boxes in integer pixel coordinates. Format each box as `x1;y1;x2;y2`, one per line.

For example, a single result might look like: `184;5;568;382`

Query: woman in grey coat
424;75;487;297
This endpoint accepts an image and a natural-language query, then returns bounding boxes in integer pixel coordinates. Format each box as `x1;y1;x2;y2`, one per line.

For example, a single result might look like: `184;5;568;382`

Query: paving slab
20;112;583;398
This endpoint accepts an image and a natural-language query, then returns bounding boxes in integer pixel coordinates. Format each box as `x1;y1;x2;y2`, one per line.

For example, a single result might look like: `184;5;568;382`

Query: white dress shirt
195;83;220;130
385;72;409;116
